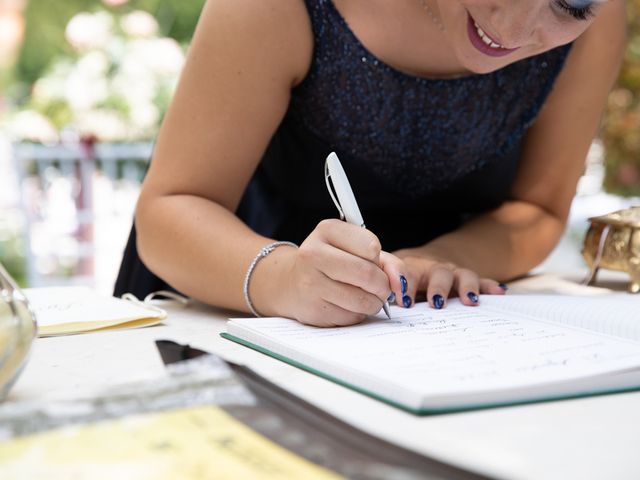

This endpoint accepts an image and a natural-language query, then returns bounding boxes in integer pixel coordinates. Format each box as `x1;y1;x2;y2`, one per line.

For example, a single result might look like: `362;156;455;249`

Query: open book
24;287;166;337
222;294;640;414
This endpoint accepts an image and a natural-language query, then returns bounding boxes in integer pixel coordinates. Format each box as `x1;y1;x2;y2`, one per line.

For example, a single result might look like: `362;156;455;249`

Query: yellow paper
0;406;343;480
23;287;165;337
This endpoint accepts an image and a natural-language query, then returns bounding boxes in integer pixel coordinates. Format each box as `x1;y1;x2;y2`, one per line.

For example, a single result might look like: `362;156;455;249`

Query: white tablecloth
9;273;640;480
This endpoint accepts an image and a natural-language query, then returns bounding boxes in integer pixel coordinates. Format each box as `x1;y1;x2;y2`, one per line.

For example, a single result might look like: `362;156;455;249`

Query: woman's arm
137;0;307;313
396;0;627;305
136;0;402;324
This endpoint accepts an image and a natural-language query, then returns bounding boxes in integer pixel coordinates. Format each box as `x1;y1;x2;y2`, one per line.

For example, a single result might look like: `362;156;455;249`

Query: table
8;273;640;480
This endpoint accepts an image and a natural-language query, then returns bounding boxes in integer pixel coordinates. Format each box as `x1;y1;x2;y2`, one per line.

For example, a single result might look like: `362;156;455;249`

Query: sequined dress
114;0;572;297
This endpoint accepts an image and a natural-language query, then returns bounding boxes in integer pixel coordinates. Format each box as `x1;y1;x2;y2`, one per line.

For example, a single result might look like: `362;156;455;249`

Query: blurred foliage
0;235;26;288
7;5;192;142
7;0;640;195
602;0;640;196
12;0;204;96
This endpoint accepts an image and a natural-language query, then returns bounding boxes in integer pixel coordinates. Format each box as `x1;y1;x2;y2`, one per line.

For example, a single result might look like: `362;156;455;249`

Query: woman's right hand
273;219;407;327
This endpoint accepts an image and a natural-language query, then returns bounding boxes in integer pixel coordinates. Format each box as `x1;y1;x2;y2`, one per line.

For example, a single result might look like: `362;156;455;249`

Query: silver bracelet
243;241;298;317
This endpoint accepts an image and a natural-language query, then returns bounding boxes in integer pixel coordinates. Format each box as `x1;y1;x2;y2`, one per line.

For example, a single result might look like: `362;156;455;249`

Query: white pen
324;152;392;319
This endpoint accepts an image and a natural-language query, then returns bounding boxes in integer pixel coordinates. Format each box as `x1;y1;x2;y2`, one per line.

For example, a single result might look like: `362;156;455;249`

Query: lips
466;14;519;58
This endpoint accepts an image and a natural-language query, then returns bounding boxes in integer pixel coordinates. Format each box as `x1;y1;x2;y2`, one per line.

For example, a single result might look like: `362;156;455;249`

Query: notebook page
228;301;640;402
24;287;166;330
479;294;640;340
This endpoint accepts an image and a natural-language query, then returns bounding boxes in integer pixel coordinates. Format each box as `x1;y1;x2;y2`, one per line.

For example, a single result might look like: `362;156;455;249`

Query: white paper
24;287;165;328
228;298;640;399
479;293;640;340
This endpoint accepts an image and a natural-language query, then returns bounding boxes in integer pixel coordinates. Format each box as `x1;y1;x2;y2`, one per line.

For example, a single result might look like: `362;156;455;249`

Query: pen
324;152;392;319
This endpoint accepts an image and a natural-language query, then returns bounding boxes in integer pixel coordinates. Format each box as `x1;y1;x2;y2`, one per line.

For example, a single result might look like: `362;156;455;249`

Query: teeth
473;21;505;49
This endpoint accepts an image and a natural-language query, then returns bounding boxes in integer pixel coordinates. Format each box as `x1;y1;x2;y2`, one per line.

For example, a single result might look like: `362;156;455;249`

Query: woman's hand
276;219;409;327
393;252;507;310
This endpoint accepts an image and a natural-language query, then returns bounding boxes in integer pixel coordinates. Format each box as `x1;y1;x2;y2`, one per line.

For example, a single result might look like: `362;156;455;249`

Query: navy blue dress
114;0;572;298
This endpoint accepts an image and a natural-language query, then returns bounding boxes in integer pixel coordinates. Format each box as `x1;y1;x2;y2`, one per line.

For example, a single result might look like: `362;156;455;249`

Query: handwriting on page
247;304;640;393
480;294;640;340
23;287;155;327
30;301;83;314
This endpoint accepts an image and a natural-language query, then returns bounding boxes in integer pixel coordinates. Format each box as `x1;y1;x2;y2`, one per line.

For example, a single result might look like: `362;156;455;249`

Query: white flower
76;50;110;76
65;11;114;51
129;101;159;130
126;38;185;77
5;110;59;143
31;63;71;103
65;51;110;111
121;10;158;38
76;110;129;142
102;0;130;6
151;38;185;75
111;57;158;105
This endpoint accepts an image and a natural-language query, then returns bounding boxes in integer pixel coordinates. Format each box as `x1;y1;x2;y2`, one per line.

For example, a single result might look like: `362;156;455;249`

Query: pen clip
324;160;345;221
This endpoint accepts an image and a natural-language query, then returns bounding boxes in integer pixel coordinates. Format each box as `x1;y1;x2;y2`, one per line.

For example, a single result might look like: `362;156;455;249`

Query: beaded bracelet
243;241;298;317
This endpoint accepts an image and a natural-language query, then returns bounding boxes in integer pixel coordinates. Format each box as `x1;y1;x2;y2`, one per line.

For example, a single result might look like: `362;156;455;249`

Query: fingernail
387;292;396;304
402;295;412;308
499;283;509;291
400;275;408;295
432;294;444;310
467;292;479;304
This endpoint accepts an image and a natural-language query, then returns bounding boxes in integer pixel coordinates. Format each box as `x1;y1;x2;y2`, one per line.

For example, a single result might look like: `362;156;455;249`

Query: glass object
0;263;37;401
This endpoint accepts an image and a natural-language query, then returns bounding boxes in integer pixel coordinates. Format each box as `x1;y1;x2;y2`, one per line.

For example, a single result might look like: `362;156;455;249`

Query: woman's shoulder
194;0;314;87
572;0;626;56
554;0;626;90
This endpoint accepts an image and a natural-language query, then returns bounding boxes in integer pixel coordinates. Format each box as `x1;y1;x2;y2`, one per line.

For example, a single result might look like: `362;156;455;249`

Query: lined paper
228;298;640;397
479;294;640;340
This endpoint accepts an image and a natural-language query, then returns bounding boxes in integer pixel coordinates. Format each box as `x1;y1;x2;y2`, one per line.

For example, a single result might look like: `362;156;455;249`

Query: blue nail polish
387;292;396;304
467;292;479;303
432;294;444;310
402;295;412;308
400;275;408;295
499;283;509;291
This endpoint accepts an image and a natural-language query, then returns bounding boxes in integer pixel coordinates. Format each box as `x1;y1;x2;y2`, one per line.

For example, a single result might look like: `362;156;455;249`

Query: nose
486;1;543;48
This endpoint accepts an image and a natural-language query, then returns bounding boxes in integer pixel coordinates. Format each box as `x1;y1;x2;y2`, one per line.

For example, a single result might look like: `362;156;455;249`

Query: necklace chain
418;0;445;32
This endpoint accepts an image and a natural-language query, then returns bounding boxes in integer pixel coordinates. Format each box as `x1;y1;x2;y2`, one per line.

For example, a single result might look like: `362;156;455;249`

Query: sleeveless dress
114;0;572;298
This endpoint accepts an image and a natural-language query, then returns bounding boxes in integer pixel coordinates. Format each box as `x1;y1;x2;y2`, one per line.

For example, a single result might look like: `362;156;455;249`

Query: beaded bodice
287;0;571;198
244;0;572;247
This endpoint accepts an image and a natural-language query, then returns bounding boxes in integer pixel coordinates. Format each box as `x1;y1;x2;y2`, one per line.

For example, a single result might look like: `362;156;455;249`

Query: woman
115;0;626;326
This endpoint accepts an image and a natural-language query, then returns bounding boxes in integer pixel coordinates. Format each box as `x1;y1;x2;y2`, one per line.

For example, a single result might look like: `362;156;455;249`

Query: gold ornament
582;206;640;293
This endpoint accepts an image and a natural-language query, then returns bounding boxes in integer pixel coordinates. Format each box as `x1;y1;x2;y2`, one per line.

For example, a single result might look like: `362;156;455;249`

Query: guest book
223;294;640;414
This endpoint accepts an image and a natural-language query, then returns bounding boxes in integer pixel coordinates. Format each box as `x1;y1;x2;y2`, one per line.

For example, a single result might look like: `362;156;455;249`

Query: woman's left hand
392;254;507;310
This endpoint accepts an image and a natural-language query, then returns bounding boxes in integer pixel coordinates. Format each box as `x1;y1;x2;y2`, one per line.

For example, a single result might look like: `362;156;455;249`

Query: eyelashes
555;0;596;21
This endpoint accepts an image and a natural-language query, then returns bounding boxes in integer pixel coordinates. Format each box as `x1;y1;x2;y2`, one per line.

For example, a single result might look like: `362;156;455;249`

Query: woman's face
435;0;606;73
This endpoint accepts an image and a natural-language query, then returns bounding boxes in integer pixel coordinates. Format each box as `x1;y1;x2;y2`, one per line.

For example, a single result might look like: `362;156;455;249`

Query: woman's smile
466;12;520;57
